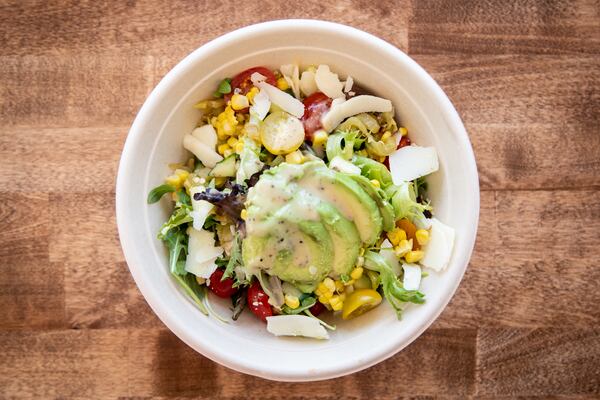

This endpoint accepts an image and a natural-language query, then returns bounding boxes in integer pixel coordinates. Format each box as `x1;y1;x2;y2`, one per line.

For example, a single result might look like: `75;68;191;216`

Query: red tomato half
309;301;326;317
247;281;273;322
208;269;238;298
301;92;332;139
224;66;277;103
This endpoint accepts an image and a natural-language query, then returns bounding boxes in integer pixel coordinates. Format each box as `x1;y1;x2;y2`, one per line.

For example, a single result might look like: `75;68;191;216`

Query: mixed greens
148;64;455;339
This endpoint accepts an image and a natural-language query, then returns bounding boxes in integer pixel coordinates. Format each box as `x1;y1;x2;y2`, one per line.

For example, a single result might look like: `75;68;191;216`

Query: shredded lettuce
326;129;365;161
385;181;431;223
352;155;393;188
364;250;425;318
236;137;264;185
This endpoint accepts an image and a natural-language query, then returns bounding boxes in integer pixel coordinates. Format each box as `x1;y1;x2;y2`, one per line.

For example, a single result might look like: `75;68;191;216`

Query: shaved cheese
380;239;402;276
389;145;439;184
280;64;301;99
321;95;392;132
331;97;346;108
315;65;344;99
183;134;223;168
402;263;422;290
343;76;354;93
255;81;305;118
266;315;329;339
249;89;270;121
191;124;218;150
300;70;318;96
329;156;361;175
190;186;214;231
420;218;455;272
185;228;223;278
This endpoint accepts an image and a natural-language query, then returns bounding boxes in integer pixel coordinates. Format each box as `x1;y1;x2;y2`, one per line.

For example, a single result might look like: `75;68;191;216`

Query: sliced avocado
317;201;360;278
242;218;332;293
299;167;382;245
349;174;396;232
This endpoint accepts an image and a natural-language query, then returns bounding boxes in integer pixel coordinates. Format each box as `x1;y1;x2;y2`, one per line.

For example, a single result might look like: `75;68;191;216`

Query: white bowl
116;19;479;382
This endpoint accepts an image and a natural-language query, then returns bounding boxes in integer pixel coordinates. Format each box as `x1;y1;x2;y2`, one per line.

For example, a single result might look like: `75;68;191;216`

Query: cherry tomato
301;92;332;139
247;281;273;322
342;289;382;320
309;301;326;316
208;269;238;298
397;135;411;149
224;66;277;103
384;135;412;168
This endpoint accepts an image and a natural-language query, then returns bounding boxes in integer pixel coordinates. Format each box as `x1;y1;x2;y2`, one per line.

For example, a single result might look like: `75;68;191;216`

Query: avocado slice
349;174;396;232
298;167;382;245
317;201;361;278
242;217;333;293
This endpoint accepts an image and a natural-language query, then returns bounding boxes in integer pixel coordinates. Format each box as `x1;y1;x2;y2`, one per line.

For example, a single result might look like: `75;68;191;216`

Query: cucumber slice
259;111;305;155
209;154;237;177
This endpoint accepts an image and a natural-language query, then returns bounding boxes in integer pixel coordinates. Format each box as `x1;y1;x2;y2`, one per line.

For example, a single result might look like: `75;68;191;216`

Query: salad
148;64;455;339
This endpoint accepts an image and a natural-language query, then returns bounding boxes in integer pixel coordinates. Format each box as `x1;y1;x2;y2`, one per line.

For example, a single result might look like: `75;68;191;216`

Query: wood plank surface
0;0;599;399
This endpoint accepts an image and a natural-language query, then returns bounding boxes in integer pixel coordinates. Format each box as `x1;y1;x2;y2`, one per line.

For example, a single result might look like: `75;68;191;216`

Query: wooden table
1;1;599;398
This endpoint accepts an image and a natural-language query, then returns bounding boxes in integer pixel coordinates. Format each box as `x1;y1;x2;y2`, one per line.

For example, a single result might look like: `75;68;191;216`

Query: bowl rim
116;19;480;381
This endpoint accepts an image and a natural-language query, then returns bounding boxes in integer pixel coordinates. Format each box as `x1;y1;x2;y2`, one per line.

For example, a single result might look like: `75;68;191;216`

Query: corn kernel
395;239;413;257
405;250;425;264
378;156;386;163
285;150;305;164
312;130;329;147
230;94;249;111
226;137;237;148
284;294;300;309
351;267;364;280
334;280;345;292
415;229;430;246
276;77;290;91
344;279;355;286
174;168;189;179
359;248;365;256
370;179;380;188
323;277;336;293
317;282;329;295
387;228;407;246
381;131;392;141
165;174;182;188
339;293;346;302
318;295;329;305
235;141;244;154
217;143;230;155
223;149;233;157
246;87;259;104
240;209;247;220
329;295;343;311
314;287;323;297
399;127;408;136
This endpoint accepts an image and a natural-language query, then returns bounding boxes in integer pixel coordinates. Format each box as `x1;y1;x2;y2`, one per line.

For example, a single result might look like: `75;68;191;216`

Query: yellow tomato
342;289;382;320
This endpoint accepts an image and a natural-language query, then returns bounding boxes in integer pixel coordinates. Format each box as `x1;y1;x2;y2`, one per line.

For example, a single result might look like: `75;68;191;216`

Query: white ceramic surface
116;20;479;382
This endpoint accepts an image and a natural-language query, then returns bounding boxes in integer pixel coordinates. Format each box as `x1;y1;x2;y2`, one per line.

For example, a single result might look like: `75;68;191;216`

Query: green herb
175;189;191;207
158;205;193;239
147;184;175;204
213;78;232;98
414;176;428;199
223;232;243;280
364;250;425;319
172;273;209;315
162;227;188;275
282;296;316;315
340;273;351;284
203;215;219;231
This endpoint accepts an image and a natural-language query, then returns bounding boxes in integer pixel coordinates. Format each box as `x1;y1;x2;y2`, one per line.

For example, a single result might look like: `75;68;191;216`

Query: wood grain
409;0;600;55
0;0;599;398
